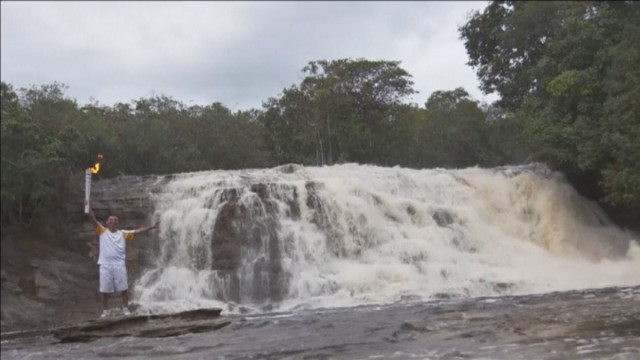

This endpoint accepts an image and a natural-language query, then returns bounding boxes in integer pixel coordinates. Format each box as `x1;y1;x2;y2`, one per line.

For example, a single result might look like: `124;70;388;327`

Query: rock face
0;172;312;331
0;169;326;330
210;184;298;304
0;173;163;332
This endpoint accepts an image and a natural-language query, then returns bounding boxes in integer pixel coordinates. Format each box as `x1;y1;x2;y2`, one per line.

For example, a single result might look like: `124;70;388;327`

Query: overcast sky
1;1;498;111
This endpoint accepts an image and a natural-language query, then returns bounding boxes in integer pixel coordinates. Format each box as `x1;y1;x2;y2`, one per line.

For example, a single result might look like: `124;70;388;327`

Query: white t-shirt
95;223;135;265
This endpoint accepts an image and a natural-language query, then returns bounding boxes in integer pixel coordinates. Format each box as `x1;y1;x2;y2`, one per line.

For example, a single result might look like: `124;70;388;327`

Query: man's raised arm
133;221;160;236
85;200;100;228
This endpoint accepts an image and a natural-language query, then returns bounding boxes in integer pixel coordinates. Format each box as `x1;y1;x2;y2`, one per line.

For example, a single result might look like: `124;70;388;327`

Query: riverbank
2;286;639;359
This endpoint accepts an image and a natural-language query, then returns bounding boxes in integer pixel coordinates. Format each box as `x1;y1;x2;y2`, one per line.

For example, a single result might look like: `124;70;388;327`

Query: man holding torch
86;201;159;318
83;154;159;318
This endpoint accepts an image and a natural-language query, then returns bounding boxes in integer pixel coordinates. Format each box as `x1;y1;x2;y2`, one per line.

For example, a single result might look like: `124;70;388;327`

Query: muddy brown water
2;286;639;360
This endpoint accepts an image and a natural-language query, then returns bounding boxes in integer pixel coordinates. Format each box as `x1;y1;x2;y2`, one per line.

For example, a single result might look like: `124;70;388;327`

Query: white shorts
99;263;128;293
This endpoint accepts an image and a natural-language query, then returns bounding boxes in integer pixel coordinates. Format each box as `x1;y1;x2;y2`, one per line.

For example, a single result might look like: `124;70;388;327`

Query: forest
1;1;638;228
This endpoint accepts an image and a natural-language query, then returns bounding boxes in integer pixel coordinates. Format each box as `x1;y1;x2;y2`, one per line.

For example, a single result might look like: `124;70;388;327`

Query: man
86;201;158;318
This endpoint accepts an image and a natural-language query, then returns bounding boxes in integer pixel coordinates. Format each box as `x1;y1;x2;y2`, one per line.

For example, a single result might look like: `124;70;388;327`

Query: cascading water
133;163;640;315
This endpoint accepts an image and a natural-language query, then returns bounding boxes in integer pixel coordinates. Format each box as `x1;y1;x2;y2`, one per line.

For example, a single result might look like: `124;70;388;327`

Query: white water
133;163;640;315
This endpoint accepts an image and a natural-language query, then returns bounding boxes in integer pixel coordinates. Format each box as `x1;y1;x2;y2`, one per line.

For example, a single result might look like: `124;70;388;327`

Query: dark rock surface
2;286;638;360
1;171;311;331
51;308;229;343
0;173;162;332
210;184;295;303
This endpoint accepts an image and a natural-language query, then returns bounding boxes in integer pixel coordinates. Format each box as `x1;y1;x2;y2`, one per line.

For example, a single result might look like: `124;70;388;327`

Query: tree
461;1;640;207
261;87;318;165
302;59;416;163
262;58;417;165
460;1;579;109
420;88;499;168
1;82;85;226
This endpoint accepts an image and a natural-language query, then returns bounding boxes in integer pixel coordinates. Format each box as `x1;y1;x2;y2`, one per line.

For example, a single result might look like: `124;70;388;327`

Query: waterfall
133;163;640;314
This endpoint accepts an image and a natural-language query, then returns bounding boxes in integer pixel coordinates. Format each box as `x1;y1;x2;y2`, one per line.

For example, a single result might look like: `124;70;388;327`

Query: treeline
261;59;519;168
0;83;272;226
2;0;638;228
0;75;516;226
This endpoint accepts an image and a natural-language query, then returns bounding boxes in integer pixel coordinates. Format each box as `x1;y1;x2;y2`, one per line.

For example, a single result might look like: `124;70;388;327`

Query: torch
84;154;103;214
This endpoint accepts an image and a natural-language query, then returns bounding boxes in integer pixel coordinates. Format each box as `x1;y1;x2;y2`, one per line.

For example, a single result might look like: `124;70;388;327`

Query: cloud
1;1;496;110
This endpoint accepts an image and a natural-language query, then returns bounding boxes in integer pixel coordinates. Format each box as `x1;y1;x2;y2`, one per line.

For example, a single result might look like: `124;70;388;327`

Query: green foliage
423;88;485;167
0;82;271;227
1;82;83;225
1;62;523;228
261;61;514;169
599;12;640;205
461;1;640;206
261;58;417;165
416;88;513;168
461;1;576;109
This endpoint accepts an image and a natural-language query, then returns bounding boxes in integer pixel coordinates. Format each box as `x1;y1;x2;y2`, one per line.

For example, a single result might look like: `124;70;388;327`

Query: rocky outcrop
1;170;321;331
1;173;163;332
52;308;229;343
210;184;297;303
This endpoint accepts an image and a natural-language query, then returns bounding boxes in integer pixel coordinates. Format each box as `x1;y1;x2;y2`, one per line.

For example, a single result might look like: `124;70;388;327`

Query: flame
89;154;103;174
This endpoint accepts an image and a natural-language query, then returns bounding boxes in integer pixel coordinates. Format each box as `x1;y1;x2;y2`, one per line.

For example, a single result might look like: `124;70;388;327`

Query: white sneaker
121;307;131;316
99;310;109;319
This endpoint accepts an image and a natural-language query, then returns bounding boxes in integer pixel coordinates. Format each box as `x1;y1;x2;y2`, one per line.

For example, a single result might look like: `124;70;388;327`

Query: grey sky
1;1;497;111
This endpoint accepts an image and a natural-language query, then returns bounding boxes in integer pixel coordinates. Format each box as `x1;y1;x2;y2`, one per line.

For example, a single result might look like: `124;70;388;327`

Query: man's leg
99;264;115;315
101;293;108;311
121;289;129;308
114;263;130;315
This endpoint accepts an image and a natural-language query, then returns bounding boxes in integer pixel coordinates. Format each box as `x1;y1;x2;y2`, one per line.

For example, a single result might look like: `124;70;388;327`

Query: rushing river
135;163;639;315
2;163;639;359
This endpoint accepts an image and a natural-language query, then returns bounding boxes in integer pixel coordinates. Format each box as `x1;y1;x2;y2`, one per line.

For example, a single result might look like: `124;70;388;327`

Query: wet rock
34;271;61;300
400;320;432;333
274;163;303;174
0;291;55;330
212;198;246;272
52;308;230;343
432;293;461;300
1;172;163;332
306;181;346;257
432;210;454;227
210;184;290;303
493;282;514;293
406;205;416;217
2;286;639;359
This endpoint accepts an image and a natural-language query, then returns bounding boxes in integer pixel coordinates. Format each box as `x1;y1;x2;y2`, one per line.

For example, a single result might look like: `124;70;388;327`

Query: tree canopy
262;59;418;165
461;0;640;207
0;83;271;226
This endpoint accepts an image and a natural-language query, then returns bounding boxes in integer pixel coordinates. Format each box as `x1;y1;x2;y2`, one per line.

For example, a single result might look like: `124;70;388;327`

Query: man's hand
85;200;99;226
134;220;160;236
87;240;98;262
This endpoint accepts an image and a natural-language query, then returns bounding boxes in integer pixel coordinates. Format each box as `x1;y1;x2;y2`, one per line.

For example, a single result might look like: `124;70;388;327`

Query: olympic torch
84;154;103;214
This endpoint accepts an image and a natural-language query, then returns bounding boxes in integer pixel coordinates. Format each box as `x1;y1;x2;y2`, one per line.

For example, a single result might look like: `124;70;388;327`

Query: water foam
133;164;640;314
